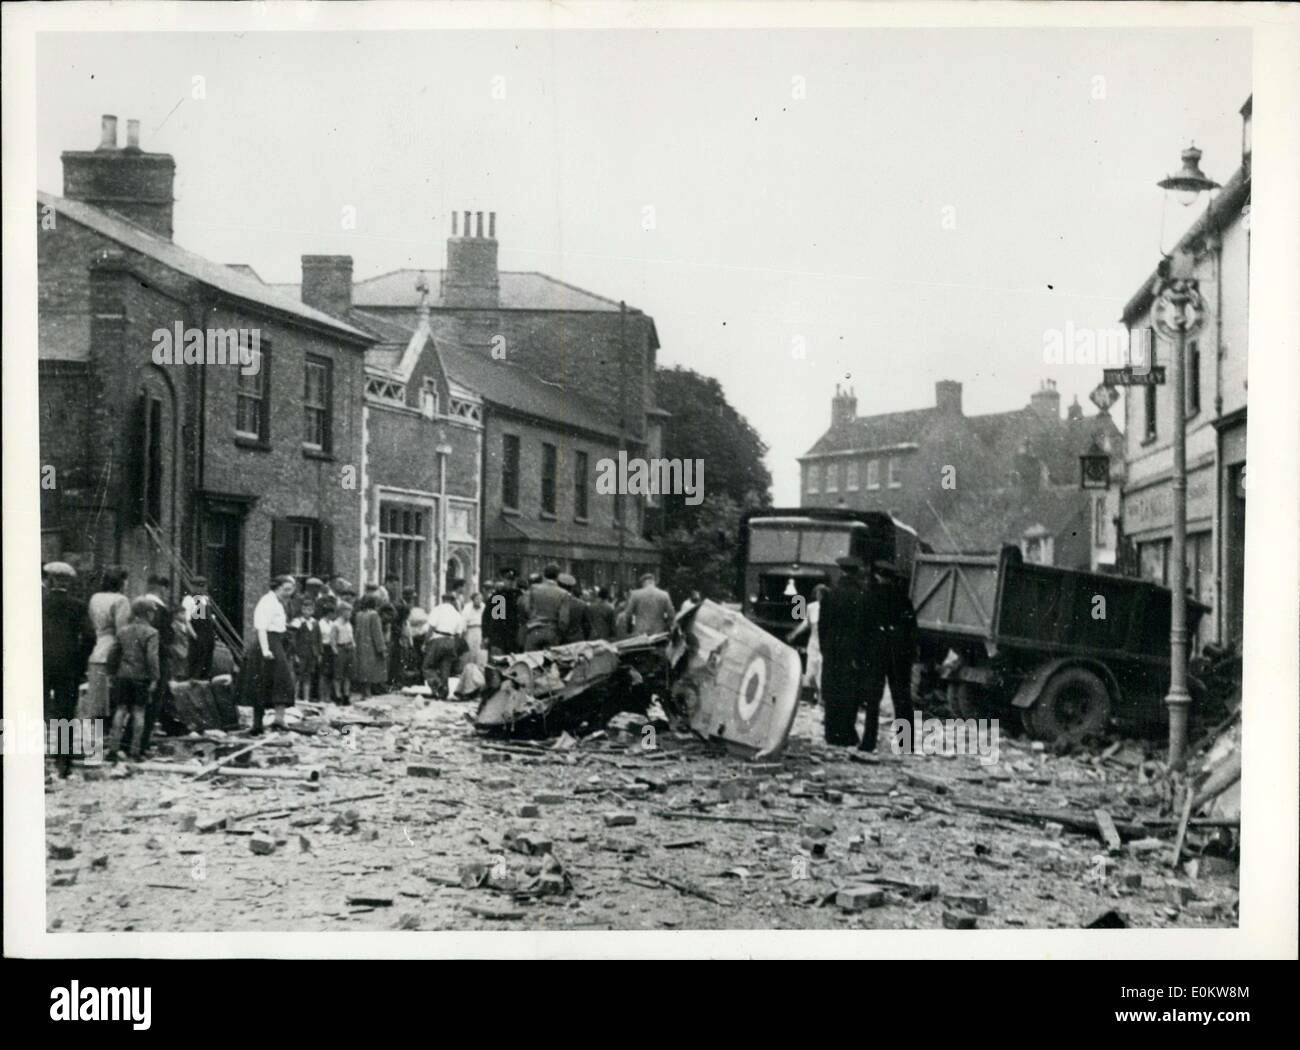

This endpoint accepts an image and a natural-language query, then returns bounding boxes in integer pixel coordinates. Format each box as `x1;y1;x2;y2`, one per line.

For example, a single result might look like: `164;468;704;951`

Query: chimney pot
125;119;141;150
443;210;500;307
66;115;175;238
489;211;496;238
451;210;459;236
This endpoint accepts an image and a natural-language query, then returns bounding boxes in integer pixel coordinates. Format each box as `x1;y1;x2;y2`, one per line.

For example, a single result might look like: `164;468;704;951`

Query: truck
737;507;925;650
910;544;1215;744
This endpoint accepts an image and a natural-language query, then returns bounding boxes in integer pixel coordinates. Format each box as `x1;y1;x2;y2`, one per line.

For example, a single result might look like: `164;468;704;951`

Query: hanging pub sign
1079;440;1110;491
1103;366;1166;386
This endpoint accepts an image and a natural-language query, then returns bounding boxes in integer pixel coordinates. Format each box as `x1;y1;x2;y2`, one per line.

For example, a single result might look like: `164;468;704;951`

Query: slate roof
805;397;1121;488
272;269;626;313
928;486;1088;554
802;407;932;457
37;192;372;343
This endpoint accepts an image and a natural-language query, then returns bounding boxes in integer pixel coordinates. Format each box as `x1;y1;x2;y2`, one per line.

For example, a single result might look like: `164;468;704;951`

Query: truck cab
738;508;923;645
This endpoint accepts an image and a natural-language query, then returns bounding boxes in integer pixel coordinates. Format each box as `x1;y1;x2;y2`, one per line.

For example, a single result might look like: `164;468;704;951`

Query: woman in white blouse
241;574;297;734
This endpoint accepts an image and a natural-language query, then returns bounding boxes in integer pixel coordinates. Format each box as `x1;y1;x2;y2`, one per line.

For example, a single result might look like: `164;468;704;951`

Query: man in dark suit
42;563;88;776
485;569;522;656
185;576;217;680
868;561;918;734
558;573;589;643
816;556;881;748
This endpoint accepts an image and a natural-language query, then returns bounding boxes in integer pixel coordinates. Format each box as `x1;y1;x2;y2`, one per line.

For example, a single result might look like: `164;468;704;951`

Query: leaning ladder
143;519;243;669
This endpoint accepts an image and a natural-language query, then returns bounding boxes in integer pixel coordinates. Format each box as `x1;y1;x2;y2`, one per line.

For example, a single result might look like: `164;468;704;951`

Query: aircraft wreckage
473;600;802;760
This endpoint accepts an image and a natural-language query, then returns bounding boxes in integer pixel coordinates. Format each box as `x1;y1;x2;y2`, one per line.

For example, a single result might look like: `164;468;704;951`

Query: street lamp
1153;144;1216;768
1158;144;1220;207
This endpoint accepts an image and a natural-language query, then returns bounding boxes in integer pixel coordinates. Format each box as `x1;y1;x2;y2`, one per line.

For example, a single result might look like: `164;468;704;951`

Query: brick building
1117;97;1251;648
799;378;1123;570
275;211;663;590
38;116;373;639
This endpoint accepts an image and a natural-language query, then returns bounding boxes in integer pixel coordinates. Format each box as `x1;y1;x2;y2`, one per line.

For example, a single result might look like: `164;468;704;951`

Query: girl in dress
462;592;486;666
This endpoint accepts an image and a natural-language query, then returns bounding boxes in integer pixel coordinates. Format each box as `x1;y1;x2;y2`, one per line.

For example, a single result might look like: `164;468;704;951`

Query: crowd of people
480;566;678;657
40;563;220;772
44;550;920;764
41;559;685;768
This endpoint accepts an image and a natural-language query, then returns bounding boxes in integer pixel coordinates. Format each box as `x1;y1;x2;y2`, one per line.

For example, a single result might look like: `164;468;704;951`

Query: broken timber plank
1169;787;1195;868
226;791;387;825
654;810;799;827
636;872;733;907
189;738;274;780
1094;809;1123;853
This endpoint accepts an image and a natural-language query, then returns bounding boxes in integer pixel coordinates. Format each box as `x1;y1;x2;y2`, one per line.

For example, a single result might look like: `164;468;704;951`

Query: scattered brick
837;885;885;911
942;910;978;929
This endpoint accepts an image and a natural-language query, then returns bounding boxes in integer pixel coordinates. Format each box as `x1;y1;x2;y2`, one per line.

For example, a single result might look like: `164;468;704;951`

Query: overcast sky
37;29;1250;503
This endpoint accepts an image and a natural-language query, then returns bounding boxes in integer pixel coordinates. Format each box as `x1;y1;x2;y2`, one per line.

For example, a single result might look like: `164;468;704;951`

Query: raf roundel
736;655;768;724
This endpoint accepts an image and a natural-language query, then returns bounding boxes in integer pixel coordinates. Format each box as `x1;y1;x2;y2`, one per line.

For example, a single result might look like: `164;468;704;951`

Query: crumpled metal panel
677;601;801;758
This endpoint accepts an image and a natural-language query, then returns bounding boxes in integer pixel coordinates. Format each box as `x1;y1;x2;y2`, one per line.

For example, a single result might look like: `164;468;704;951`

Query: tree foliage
650;365;772;600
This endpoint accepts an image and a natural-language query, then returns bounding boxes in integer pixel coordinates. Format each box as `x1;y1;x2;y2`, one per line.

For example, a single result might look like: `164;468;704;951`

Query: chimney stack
1029;378;1061;422
301;255;354;318
935;379;963;415
831;383;858;427
64;115;176;239
442;207;500;308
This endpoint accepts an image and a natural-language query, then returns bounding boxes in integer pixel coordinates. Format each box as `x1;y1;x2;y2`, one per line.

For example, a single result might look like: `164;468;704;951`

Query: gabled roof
353;308;624;441
350;309;421;373
38;191;372;343
273;269;626;313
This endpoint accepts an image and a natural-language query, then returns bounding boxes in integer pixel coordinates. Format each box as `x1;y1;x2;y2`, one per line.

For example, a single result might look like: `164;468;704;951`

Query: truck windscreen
749;526;852;565
749;527;800;563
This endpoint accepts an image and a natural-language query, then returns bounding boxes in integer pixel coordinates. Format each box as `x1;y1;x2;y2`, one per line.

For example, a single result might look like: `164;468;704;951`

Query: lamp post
1153;144;1217;768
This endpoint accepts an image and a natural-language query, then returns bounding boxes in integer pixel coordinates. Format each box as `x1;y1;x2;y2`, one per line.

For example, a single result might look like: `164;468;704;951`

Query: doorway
204;509;244;634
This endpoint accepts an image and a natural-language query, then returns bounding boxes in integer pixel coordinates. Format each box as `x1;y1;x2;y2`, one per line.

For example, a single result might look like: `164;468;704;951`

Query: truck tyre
1024;666;1110;744
948;682;993;720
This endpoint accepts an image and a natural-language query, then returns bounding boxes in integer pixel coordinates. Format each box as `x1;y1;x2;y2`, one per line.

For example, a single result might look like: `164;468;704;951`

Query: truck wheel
948;682;1005;721
1024;667;1110;744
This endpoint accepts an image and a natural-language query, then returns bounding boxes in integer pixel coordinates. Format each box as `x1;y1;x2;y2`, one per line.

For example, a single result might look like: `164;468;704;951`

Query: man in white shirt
422;594;465;699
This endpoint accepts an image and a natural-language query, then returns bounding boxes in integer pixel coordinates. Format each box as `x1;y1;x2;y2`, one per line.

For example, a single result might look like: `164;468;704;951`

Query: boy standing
108;598;161;761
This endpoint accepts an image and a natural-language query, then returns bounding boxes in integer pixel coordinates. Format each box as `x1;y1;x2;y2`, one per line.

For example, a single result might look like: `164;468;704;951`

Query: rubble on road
44;685;1240;932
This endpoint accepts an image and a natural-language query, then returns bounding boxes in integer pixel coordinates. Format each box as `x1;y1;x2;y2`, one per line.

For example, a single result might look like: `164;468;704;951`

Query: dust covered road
44;693;1239;932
